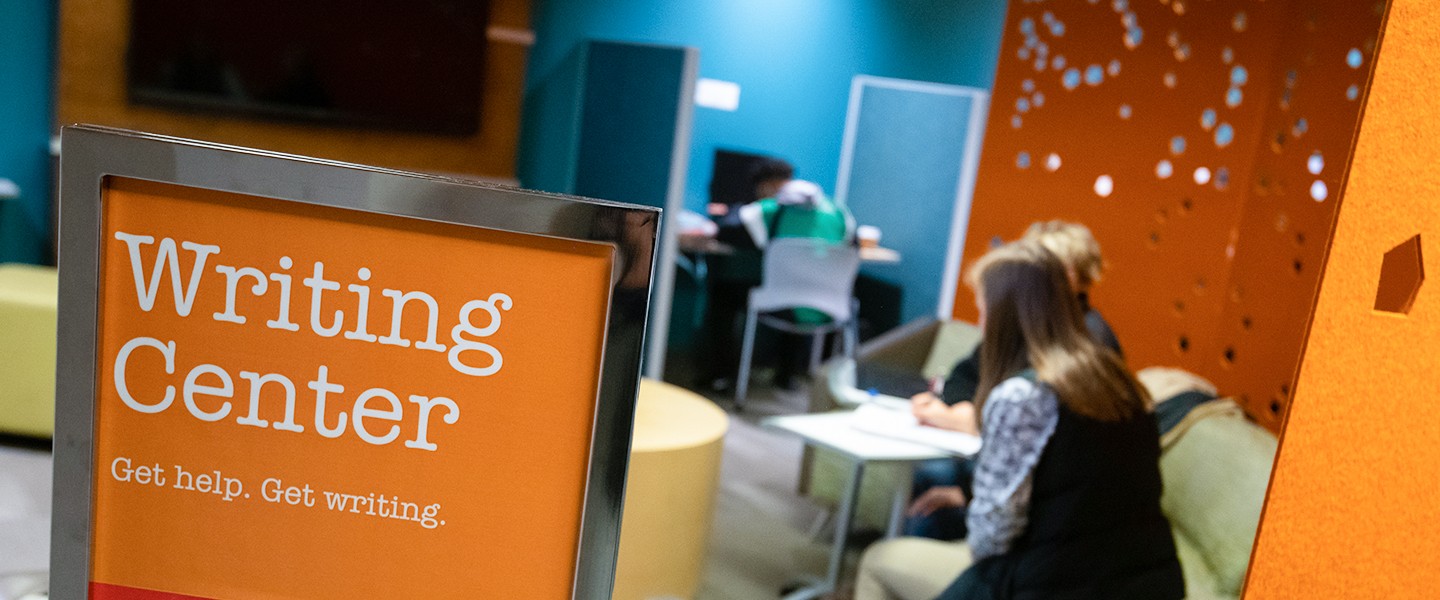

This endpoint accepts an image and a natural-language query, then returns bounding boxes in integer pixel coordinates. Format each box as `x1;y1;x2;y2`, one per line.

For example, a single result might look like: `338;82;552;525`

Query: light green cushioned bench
1161;403;1278;599
0;263;58;438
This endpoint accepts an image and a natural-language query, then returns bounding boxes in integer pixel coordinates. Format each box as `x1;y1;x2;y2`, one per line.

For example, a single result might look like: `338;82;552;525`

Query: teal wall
518;0;1009;212
0;0;57;264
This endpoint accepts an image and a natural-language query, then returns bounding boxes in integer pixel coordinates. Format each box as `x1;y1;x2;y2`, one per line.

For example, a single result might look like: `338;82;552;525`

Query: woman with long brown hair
855;241;1184;600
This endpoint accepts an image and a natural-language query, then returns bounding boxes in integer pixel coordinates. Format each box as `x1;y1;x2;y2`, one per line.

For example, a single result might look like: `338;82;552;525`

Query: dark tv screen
127;0;489;135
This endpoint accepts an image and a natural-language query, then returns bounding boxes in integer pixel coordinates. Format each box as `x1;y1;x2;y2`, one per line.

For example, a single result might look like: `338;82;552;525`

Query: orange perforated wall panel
1246;0;1440;595
956;0;1385;430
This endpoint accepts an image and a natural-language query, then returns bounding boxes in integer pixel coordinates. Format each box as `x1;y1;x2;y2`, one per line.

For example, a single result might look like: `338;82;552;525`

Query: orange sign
88;177;619;599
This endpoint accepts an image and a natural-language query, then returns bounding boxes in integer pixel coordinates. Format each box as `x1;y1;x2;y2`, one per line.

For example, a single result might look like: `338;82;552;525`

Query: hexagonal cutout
1374;234;1424;315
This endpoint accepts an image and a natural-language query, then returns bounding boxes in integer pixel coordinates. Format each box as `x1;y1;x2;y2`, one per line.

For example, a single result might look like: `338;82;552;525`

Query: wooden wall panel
56;0;530;180
957;0;1383;429
1246;0;1440;595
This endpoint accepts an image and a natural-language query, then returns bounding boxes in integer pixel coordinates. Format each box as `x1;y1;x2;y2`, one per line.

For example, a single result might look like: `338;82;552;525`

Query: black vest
977;379;1185;600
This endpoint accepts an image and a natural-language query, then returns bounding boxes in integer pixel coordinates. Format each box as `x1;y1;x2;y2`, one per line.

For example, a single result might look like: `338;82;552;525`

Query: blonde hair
1022;220;1104;288
967;241;1149;422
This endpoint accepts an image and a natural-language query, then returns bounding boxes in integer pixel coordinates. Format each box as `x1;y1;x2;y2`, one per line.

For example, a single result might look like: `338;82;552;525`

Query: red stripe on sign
90;582;214;600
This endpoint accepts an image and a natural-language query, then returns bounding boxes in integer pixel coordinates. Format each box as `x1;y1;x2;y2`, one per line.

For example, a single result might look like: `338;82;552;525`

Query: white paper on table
849;403;982;456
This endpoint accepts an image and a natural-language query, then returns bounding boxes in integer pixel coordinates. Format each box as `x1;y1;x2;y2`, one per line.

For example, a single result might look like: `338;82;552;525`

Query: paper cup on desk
857;225;881;248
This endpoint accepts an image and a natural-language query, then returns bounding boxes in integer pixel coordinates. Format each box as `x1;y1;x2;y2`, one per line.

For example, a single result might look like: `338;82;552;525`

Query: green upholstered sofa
804;319;1278;599
1160;401;1277;599
0;264;58;438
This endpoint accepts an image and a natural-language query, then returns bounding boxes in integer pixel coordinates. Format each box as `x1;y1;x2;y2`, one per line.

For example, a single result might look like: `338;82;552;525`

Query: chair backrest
750;237;860;321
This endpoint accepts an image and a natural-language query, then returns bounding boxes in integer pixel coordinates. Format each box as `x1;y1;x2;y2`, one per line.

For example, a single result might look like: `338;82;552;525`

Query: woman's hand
910;391;941;419
910;393;980;435
908;486;967;517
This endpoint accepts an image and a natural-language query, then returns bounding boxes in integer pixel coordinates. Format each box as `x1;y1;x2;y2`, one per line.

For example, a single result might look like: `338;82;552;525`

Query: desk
677;233;902;264
764;411;967;599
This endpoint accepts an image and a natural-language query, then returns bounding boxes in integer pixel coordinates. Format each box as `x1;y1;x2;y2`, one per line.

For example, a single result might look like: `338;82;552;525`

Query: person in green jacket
737;179;855;389
737;179;852;248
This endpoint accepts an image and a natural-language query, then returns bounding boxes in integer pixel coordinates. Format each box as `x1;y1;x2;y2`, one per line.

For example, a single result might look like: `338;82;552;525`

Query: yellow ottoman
0;263;58;438
613;379;729;600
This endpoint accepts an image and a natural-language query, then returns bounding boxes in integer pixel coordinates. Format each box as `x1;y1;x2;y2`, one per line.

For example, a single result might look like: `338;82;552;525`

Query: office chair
735;238;860;407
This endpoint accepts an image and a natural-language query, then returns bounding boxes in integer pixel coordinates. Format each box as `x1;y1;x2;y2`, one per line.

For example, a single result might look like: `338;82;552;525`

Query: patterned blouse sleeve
965;376;1060;560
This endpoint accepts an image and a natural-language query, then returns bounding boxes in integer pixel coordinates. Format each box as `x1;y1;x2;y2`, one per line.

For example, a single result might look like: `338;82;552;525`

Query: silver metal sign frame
50;125;658;599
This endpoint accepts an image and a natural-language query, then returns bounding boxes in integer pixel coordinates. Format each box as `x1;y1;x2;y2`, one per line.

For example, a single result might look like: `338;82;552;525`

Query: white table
763;411;973;600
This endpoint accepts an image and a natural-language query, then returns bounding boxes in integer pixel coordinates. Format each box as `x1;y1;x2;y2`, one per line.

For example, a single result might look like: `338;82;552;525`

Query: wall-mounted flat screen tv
127;0;489;136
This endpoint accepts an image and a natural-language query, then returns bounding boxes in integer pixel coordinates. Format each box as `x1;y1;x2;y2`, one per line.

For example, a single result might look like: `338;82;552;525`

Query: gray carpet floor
693;385;835;600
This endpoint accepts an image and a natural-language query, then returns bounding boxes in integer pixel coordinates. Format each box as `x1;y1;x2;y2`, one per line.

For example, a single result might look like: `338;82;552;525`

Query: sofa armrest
809;318;941;414
856;318;944;371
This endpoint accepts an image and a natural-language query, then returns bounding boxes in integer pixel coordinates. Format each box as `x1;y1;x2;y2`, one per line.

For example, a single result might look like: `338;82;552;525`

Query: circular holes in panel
1156;159;1174;179
1347;48;1364;69
1085;64;1105;86
1045;153;1062;172
1310;180;1329;202
1094;175;1115;198
1016;151;1032;169
1308;151;1324;175
1170;136;1187;155
1124;27;1144;49
1214;167;1231;190
1231;65;1249;86
1194;167;1212;185
1215;123;1235;148
1292;118;1309;137
1063;68;1082;90
1118;104;1133;119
